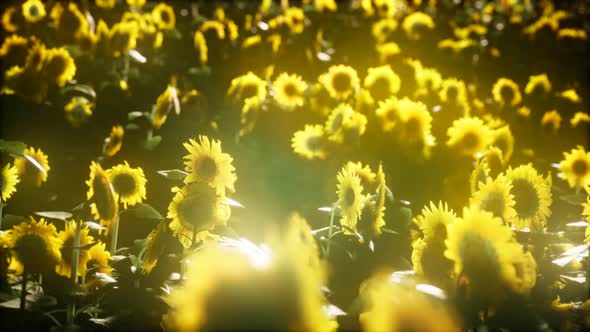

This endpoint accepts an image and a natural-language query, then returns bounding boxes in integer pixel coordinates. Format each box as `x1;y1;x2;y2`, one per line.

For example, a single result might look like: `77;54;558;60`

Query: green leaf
122;203;163;220
126;123;140;130
157;169;188;181
60;84;96;99
0;140;27;156
35;211;72;221
127;111;145;121
188;66;211;77
399;207;413;225
144;135;162;150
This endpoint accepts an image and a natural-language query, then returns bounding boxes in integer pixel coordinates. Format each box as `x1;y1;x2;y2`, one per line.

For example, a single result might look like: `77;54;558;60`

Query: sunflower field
0;0;589;331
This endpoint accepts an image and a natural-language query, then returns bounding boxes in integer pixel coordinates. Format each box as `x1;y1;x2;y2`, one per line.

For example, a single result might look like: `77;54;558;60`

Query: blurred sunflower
152;85;180;129
402;11;435;40
492;78;522;107
358;164;386;241
50;3;89;41
127;0;146;8
285;213;321;269
571;112;590;127
96;0;116;9
42;47;76;87
227;72;267;102
108;21;139;57
14;146;50;187
505;164;552;231
319;65;360;100
167;183;229;249
0;35;29;68
484;146;506;177
414;201;457;241
56;221;94;278
396;97;433;145
541;110;562;133
64;96;94;127
345;161;376;189
559;146;590;189
86;242;112;276
183;135;237;194
86;161;118;236
325;103;354;143
0;163;19;202
376;96;400;132
272;73;307;109
106;161;147;208
491;125;514;163
364;65;401;102
439;78;468;106
376;42;401;63
470;175;516;220
414;67;443;97
22;0;46;23
2;7;22;33
152;3;175;31
469;158;491;195
524;73;551;95
24;39;46;72
446;117;492;157
8;217;62;274
142;221;169;273
240;96;262;137
284;7;305;34
314;0;338;12
557;89;581;103
103;125;124;157
337;167;366;233
372;18;398;43
291;124;327;160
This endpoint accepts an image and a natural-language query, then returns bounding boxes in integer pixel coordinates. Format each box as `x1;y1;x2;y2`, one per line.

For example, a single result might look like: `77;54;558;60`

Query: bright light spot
566;221;588;227
318;206;333;212
129;49;147;63
432;105;441;113
323;304;346;318
317;52;331;61
169;273;181;281
416;283;447;300
257;21;269;31
551;163;561;169
130;265;137;273
399;200;411;206
225;197;245;208
24;154;47;174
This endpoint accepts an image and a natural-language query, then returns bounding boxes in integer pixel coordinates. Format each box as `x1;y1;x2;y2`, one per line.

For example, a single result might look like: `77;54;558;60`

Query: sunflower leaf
157;169;188;181
0;140;27;156
122;203;163;220
127;112;145;121
35;211;72;221
144;135;162;150
60;84;96;99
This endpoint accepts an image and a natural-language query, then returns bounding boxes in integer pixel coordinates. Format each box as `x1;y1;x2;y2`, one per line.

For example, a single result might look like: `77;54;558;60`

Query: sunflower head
541;110;562;133
22;0;46;23
108;21;139;57
470;175;516;221
14;146;50;187
371;18;398;43
402;11;435;40
96;0;116;9
505;164;552;231
284;7;305;34
376;96;401;132
559;146;590;189
358;164;387;241
364;65;401;102
42;47;76;87
8;217;62;274
291;124;327;160
337;166;367;234
446;117;493;157
0;35;30;68
325;103;353;143
440;78;468;106
86;161;118;236
492;78;522;107
142;221;169;273
2;7;24;33
227;72;267;102
103;125;124;157
491;125;514;163
0;163;19;202
484;146;506;178
64;96;94;127
152;3;175;31
56;221;95;277
414;67;442;96
106;161;147;209
272;73;307;110
151;85;180;129
319;65;360;100
376;42;402;64
524;73;551;96
396;97;432;145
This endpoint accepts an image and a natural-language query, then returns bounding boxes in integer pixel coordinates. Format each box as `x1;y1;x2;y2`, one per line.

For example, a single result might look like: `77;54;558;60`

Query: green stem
110;215;120;254
0;202;3;231
19;271;27;312
66;221;81;327
326;201;338;258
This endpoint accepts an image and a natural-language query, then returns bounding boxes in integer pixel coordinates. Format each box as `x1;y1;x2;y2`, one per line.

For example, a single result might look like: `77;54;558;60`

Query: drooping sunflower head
414;67;443;96
167;182;230;249
0;163;19;202
492;78;522;107
0;34;30;68
85;241;112;277
103;125;124;157
483;146;506;178
337;167;367;233
291;124;327;160
227;72;267;102
151;85;180;130
364;65;401;102
505;164;552;231
272;73;307;110
446;117;493;157
324;103;354;143
56;221;94;277
541;110;562;133
559;146;590;189
14;146;50;187
64;96;94;127
86;161;118;236
469;158;491;196
182;135;237;195
402;11;435;40
491;125;514;164
440;78;468;106
23;38;46;73
8;217;62;274
142;220;169;274
108;21;139;57
152;3;175;31
570;112;590;128
284;7;305;34
358;163;387;241
106;161;147;209
470;175;516;221
42;47;76;87
319;65;360;100
375;96;400;132
22;0;46;23
345;161;377;189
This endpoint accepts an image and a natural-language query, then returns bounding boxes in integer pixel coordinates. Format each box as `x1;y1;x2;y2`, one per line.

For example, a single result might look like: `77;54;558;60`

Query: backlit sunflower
446;117;492;157
64;96;94;127
85;242;112;276
284;7;305;34
272;73;307;110
108;21;139;57
167;183;229;249
541;110;562;133
1;163;19;202
492;78;522;107
376;42;401;63
571;112;590;127
319;65;360;100
345;161;376;189
22;0;46;23
414;201;457;242
372;18;398;43
152;3;175;31
491;125;514;163
103;125;124;157
402;11;435;40
2;7;22;32
8;217;61;274
291;124;327;160
142;221;169;273
524;73;551;95
325;103;354;143
86;161;118;236
42;47;76;87
470;158;491;195
182;135;237;195
152;85;180;130
14;146;50;187
414;67;443;98
439;78;468;106
56;221;94;278
364;65;401;102
557;89;581;103
505;164;552;231
0;35;29;68
375;96;400;132
470;175;516;220
240;96;262;137
484;146;506;177
358;164;386;241
106;161;147;208
559;146;590;189
227;72;267;102
396;97;433;146
337;167;367;233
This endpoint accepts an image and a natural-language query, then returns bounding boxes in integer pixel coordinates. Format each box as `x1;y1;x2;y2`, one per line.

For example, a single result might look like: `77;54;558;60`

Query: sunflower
24;38;46;72
345;161;376;189
42;47;76;87
193;31;207;64
0;35;29;68
491;125;514;163
7;217;62;274
414;201;457;241
14;146;50;187
402;11;435;40
541;110;562;133
470;158;491;195
396;97;433;145
227;72;267;102
291;124;327;160
324;103;354;143
182;135;237;195
2;7;22;33
375;96;400;132
559;146;590;189
284;7;305;34
376;42;401;63
127;0;146;8
358;164;386;241
167;183;229;249
414;67;443;97
524;73;551;95
108;21;139;57
557;28;588;40
484;146;506;177
106;161;147;208
505;164;552;231
319;65;360;100
86;161;118;236
492;78;522;107
56;221;95;278
337;167;367;233
142;221;169;273
85;242;112;276
272;73;307;110
1;163;19;202
239;96;262;137
64;96;94;127
372;18;398;43
50;3;89;42
571;112;590;127
103;125;124;157
151;85;180;130
200;21;225;39
439;78;468;106
22;0;46;23
446;117;493;157
557;89;581;104
470;175;516;221
364;65;401;102
152;3;175;31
